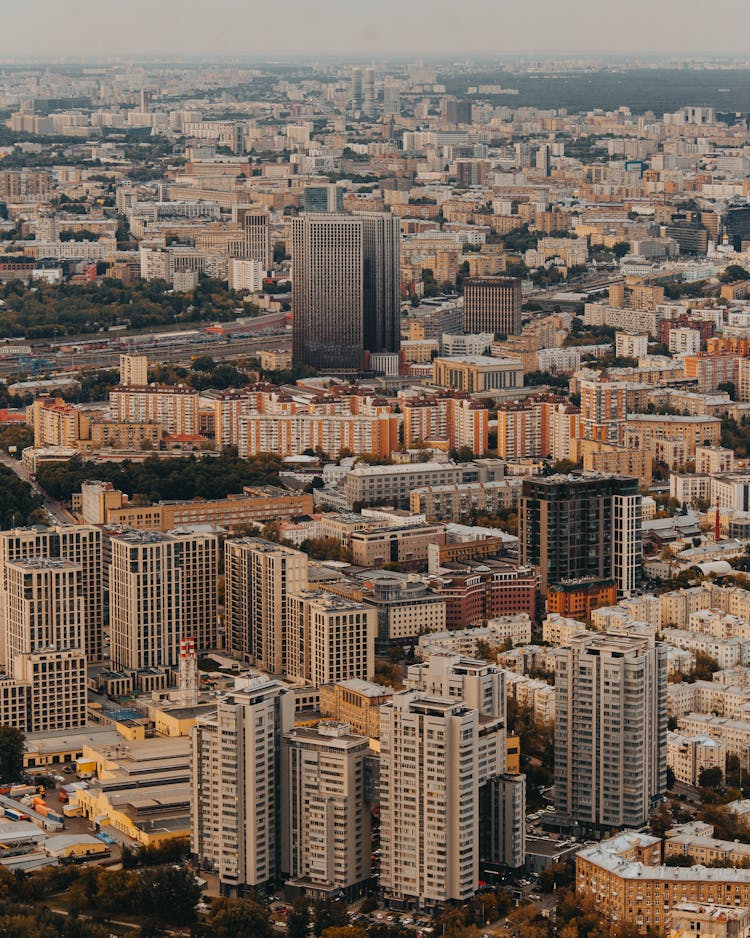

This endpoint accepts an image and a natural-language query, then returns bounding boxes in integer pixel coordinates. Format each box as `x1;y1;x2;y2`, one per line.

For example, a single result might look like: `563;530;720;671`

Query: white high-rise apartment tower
191;674;295;894
119;354;148;386
554;630;667;833
224;538;308;672
404;653;525;872
380;692;479;909
282;721;371;897
286;589;376;686
0;525;103;663
237;206;271;270
4;558;86;731
362;68;376;118
109;530;218;671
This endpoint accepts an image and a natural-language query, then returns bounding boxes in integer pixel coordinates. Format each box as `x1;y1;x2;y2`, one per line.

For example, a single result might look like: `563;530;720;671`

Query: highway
0;451;74;525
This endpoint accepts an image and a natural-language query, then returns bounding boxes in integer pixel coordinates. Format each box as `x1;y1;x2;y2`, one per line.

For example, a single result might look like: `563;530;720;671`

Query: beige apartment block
0;526;102;663
15;649;86;732
224;537;308;670
109;384;199;436
576;832;750;934
286;590;375;686
380;693;479;909
79;480;312;531
667;731;726;786
555;631;667;831
350;524;446;568
119;354;149;386
110;530;218;669
4;558;87;732
319;679;393;738
282;722;371;897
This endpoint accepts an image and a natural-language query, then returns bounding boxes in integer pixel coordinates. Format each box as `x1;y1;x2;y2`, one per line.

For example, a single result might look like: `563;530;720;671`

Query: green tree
299;537;352;563
449;445;476;462
0;726;25;781
209;897;273;938
0;424;33;455
312;897;348;935
612;241;631;259
0;466;44;528
191;355;217;372
273;241;288;264
474;639;497;662
649;801;673;838
287;899;310;938
539;860;575;892
137;865;201;925
321;929;368;938
368;926;413;938
689;651;720;682
699;766;724;789
720;263;750;282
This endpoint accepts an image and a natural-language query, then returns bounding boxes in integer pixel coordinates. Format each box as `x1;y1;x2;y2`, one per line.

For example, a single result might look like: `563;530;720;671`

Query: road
0;451;74;524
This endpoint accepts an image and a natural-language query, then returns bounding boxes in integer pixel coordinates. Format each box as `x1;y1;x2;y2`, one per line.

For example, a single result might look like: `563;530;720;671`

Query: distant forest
442;68;750;115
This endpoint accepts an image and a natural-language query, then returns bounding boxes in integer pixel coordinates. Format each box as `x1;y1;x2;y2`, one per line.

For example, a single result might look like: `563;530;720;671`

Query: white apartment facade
554;631;667;832
282;722;371;898
191;675;295;894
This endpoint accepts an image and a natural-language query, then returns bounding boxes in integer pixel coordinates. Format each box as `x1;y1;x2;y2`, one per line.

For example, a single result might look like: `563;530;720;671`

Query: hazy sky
5;0;750;59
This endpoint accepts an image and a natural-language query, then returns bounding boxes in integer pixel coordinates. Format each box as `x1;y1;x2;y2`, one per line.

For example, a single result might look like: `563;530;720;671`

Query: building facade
520;473;642;595
191;675;295;894
292;212;400;373
224;538;308;670
555;632;667;832
286;589;376;686
282;722;371;899
463;277;522;336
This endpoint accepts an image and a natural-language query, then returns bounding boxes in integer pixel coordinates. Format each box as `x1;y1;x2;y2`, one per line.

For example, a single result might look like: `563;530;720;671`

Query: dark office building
292;213;400;373
463;277;522;337
519;474;642;596
303;185;344;213
665;222;709;255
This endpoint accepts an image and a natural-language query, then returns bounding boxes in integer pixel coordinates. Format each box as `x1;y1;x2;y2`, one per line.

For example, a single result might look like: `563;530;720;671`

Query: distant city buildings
9;54;750;918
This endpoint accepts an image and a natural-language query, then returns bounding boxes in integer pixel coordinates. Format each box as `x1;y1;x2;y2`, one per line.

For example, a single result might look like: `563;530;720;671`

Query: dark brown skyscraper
292;213;400;374
463;277;522;337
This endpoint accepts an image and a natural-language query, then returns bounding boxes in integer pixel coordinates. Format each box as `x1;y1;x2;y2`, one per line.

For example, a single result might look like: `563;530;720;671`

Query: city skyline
3;22;750;933
5;0;750;58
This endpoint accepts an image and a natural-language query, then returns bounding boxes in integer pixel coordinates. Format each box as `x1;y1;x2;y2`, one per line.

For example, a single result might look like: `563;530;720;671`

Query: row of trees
0;861;198;933
0;464;45;527
0;277;258;338
507;699;555;809
721;415;750;459
36;451;284;504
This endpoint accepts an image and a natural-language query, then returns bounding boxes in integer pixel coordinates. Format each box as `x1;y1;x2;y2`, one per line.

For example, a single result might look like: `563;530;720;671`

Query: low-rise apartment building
576;831;750;934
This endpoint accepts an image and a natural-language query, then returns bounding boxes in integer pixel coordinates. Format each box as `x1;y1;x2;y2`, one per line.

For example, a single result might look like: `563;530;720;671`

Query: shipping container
4;808;29;822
